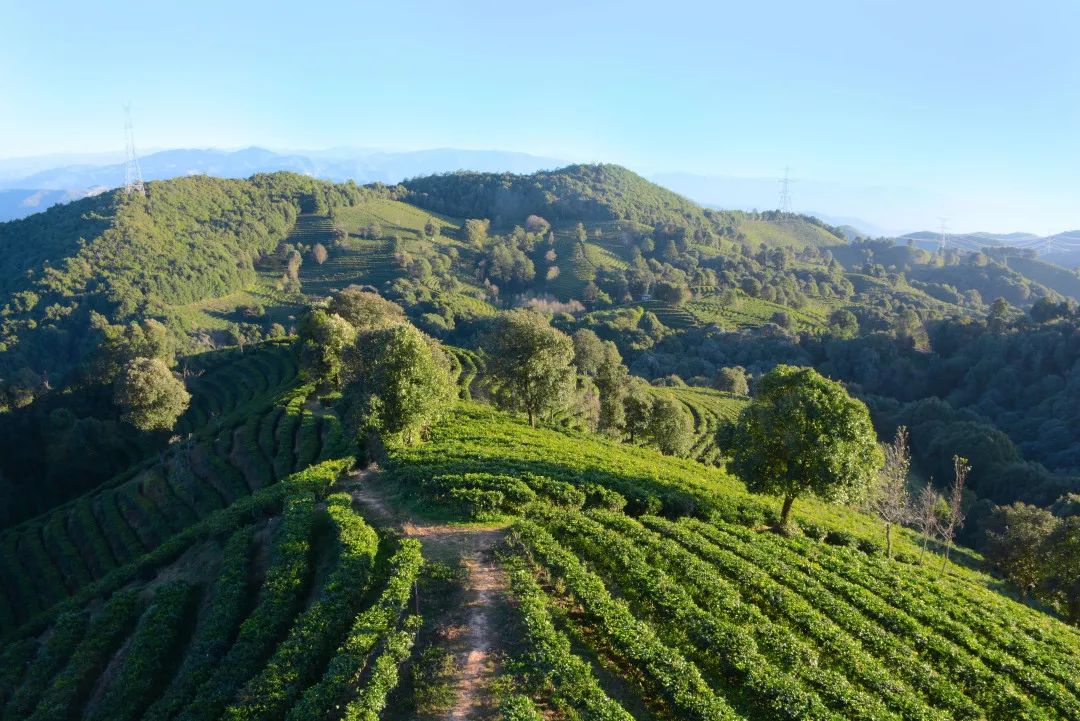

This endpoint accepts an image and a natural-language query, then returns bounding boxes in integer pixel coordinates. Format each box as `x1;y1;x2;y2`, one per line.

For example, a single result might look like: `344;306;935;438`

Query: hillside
3;165;1080;720
4;373;1080;720
0;173;370;382
401;163;716;231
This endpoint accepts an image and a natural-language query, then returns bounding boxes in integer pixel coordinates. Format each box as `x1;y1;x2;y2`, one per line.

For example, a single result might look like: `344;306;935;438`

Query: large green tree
1042;517;1080;623
113;357;191;432
348;323;453;444
647;395;692;457
984;502;1058;598
484;310;575;426
724;365;883;529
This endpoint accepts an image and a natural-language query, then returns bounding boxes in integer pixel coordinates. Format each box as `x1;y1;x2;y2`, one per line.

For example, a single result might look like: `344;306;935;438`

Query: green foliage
510;519;740;721
726;365;883;527
26;590;139;721
348;322;453;443
286;538;423;721
403;164;715;231
714;366;749;395
983;502;1058;597
2;612;86;720
646;394;693;457
142;527;254;721
223;493;380;721
113;356;191;431
341;615;422;721
87;581;194;721
484;310;575;426
503;558;633;720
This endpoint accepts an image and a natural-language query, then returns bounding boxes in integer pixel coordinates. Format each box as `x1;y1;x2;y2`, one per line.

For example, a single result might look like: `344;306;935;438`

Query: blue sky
2;0;1078;232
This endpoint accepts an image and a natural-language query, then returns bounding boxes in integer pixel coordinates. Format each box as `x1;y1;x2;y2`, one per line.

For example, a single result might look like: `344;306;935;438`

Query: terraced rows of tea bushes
498;498;1080;721
686;292;826;331
652;386;748;465
0;459;424;721
0;357;349;633
175;341;299;435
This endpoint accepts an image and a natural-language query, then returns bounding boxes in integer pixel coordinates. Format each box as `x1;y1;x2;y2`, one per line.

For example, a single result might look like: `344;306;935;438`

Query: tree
299;310;357;388
96;316;176;381
915;484;944;564
827;309;859;338
983;502;1058;598
347;323;452;444
286;249;303;281
714;366;749;395
328;287;405;330
575;222;587;244
868;426;912;558
464;218;490;246
113;357;191;432
424;218;438;238
312;243;328;265
623;378;653;443
647;396;692;457
484;310;575;426
653;281;691;307
940;456;969;574
571;329;605;376
525;215;550;235
723;365;883;530
595;341;628;433
988;297;1011;333
1041;517;1080;623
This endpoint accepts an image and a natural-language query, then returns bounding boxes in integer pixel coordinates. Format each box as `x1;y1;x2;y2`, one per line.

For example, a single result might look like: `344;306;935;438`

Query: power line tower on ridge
777;166;793;213
937;217;949;254
123;104;145;197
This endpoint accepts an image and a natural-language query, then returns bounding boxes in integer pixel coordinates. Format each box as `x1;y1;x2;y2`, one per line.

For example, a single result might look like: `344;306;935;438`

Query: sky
2;0;1078;233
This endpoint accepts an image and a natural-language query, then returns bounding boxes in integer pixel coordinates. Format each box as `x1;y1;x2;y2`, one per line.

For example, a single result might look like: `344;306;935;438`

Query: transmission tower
123;104;145;196
777;166;793;213
937;217;949;254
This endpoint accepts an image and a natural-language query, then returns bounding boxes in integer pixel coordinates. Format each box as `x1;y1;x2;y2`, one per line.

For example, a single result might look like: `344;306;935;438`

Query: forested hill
0;173;368;381
402;163;721;231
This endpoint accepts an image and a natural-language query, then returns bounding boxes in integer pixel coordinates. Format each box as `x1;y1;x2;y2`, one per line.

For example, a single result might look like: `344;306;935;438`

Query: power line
937;217;948;254
123;103;145;197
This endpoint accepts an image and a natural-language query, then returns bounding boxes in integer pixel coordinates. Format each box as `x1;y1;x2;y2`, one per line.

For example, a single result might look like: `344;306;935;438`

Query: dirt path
344;467;508;721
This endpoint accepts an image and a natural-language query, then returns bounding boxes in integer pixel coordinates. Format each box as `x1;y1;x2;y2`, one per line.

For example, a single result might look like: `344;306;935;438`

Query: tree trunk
885;522;893;559
780;494;795;529
919;534;928;565
940;541;952;575
527;408;534;427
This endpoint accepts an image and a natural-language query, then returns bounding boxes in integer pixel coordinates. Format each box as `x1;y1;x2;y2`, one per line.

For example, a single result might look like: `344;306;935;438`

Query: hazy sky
2;0;1078;232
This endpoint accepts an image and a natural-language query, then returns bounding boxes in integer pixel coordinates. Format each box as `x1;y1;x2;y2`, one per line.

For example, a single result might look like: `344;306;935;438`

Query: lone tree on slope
723;364;883;531
484;309;575;427
113;357;191;432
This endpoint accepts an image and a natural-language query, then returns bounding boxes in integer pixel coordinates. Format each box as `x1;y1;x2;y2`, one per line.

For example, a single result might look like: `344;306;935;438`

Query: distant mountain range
898;229;1080;268
0;147;566;221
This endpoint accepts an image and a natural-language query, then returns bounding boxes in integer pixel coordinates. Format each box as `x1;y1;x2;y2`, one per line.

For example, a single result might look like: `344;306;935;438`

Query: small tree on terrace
940;455;969;575
312;243;328;265
914;483;944;564
484;310;575;427
724;365;883;531
868;426;912;558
